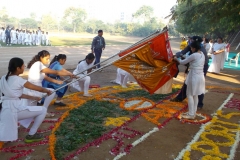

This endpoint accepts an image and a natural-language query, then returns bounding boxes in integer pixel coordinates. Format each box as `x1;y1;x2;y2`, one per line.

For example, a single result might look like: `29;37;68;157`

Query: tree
0;7;9;22
30;12;36;20
41;14;58;31
168;0;240;38
132;5;154;22
20;18;38;29
63;7;87;33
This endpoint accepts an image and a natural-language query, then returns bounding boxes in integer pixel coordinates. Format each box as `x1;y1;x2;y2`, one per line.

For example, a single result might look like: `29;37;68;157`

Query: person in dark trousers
5;26;11;46
91;30;105;70
171;36;209;109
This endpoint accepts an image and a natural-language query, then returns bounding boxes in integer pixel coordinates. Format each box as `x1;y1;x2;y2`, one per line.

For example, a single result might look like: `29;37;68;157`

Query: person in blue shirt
5;26;11;46
42;54;72;106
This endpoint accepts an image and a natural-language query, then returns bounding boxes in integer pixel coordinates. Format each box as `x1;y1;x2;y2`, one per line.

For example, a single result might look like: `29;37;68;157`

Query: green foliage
133;5;154;22
63;7;87;33
113;88;179;102
20;18;38;29
54;99;139;159
171;0;240;38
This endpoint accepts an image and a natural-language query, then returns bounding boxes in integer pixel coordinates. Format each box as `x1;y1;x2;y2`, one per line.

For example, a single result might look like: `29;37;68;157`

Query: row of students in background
0;26;50;46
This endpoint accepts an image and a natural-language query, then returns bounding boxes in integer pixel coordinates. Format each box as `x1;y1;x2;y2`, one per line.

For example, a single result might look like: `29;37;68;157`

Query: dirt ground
1;38;240;160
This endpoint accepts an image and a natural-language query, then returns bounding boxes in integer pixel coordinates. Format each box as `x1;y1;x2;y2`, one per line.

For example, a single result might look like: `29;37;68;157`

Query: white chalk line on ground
113;90;211;160
174;93;234;160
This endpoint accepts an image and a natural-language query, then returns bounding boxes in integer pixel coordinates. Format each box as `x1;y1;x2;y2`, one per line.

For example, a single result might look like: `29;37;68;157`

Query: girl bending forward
70;53;95;97
0;58;52;143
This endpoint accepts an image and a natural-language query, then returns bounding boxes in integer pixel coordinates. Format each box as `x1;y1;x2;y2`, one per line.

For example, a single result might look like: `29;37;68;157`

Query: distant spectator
91;30;105;70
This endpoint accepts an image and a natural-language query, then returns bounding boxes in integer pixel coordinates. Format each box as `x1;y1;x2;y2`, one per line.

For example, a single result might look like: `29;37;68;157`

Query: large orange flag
119;30;173;63
113;44;178;94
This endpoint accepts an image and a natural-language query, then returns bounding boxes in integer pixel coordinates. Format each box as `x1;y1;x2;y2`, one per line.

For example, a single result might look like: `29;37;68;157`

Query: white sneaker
122;85;128;88
181;114;195;120
83;94;93;97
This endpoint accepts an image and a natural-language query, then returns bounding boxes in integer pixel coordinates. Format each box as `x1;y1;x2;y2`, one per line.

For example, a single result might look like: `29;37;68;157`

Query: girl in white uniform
37;27;42;46
32;31;36;45
41;31;46;45
70;53;95;97
0;57;52;143
18;29;22;44
1;27;5;43
111;68;130;88
174;41;205;119
45;32;49;46
11;28;17;44
24;50;74;117
208;37;226;74
22;30;26;45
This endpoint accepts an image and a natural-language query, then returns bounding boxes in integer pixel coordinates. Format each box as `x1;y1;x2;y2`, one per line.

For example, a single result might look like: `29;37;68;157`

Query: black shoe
37;102;43;106
54;102;67;106
25;133;43;143
170;98;182;102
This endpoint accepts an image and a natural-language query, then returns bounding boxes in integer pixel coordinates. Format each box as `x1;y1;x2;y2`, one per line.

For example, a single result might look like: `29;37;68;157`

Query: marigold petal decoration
104;117;131;127
120;97;155;111
176;111;211;124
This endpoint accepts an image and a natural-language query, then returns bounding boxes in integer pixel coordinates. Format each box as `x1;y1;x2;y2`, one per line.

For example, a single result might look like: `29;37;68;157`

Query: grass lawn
50;36;133;46
0;36;133;47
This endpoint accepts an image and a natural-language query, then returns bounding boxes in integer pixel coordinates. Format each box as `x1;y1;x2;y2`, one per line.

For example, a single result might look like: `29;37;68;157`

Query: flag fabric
113;44;178;94
119;30;173;63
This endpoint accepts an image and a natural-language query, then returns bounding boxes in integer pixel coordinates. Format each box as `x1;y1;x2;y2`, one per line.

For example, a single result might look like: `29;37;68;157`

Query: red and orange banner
113;44;178;94
119;30;173;63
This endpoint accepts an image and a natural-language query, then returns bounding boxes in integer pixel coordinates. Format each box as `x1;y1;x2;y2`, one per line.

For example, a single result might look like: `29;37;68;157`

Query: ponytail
78;53;95;64
49;55;58;66
49;54;67;66
27;50;50;69
5;71;11;81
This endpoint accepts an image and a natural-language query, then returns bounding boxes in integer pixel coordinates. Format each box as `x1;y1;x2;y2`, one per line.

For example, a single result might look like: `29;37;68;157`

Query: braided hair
27;50;50;69
49;54;67;66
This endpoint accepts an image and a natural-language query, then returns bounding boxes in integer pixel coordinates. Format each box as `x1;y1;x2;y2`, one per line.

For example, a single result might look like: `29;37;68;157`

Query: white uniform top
22;33;26;40
73;60;94;75
0;75;42;141
45;34;49;40
41;34;46;40
11;30;17;40
180;52;205;96
19;31;22;39
28;61;47;84
1;29;5;38
32;33;36;41
0;30;2;37
37;30;42;37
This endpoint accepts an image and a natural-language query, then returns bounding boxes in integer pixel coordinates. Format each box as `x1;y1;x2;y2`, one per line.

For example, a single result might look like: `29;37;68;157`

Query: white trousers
42;40;45;45
46;40;49;46
18;39;22;44
26;42;32;46
18;107;47;135
71;75;90;94
116;68;130;87
187;95;198;116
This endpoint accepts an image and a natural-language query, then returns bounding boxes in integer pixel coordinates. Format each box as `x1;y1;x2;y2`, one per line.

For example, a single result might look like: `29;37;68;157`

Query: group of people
180;36;230;74
0;26;50;46
173;35;231;120
0;28;130;144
